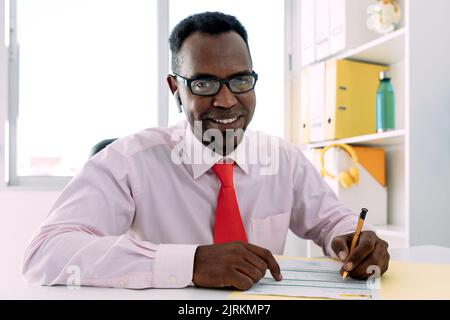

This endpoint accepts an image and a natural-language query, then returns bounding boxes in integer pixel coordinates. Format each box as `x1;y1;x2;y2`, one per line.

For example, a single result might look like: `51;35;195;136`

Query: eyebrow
189;70;253;79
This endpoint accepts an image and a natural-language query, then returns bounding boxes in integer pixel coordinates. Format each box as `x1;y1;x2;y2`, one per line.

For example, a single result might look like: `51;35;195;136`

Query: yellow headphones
320;144;360;189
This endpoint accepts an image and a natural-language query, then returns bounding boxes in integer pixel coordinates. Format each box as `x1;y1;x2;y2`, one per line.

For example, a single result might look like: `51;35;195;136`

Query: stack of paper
241;258;378;300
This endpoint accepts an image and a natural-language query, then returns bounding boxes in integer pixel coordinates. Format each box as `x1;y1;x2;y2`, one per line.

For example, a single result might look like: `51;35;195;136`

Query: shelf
302;28;406;68
374;224;407;238
337;28;406;65
306;129;406;149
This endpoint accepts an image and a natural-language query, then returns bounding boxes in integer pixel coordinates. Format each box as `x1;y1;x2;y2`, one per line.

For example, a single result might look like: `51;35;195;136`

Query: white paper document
242;258;379;300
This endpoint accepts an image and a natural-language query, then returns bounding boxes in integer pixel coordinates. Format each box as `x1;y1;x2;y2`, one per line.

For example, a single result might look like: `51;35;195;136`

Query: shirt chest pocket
249;212;291;255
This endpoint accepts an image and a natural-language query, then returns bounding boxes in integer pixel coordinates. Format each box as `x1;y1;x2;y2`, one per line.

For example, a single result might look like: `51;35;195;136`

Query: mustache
202;107;246;120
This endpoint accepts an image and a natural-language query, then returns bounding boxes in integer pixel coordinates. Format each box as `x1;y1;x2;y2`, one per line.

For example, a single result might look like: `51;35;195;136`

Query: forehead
178;31;252;78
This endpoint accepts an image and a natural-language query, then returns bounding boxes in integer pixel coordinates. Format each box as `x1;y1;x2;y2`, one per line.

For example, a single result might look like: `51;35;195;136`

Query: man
22;12;389;291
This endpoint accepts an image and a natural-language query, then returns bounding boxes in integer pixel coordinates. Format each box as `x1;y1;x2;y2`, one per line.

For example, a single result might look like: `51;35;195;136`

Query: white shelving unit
290;0;450;257
307;129;406;149
335;28;406;65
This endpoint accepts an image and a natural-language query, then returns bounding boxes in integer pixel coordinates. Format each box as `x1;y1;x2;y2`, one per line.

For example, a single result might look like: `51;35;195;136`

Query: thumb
331;235;350;262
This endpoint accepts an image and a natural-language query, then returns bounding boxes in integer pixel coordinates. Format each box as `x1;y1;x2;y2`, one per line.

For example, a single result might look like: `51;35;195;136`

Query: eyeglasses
173;71;258;96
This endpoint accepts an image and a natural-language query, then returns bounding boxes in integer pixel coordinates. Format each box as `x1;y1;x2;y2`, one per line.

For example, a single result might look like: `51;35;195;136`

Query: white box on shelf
329;0;379;56
300;0;316;66
302;0;381;63
307;62;326;143
329;0;346;55
314;0;330;61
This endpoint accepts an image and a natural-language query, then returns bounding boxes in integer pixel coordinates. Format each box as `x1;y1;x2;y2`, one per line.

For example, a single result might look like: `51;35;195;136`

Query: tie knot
212;163;234;187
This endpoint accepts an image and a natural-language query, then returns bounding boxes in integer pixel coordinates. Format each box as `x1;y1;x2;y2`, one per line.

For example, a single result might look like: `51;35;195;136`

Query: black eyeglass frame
172;71;258;96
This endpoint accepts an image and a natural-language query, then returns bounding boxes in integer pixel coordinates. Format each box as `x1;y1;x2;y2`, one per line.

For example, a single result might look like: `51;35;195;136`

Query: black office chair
89;138;118;158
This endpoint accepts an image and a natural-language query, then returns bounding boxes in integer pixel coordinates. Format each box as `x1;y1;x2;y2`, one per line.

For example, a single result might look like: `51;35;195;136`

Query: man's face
168;31;256;155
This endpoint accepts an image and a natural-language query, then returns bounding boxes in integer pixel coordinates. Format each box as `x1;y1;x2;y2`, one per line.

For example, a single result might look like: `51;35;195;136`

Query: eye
192;80;213;89
236;78;249;85
191;79;219;95
231;76;253;91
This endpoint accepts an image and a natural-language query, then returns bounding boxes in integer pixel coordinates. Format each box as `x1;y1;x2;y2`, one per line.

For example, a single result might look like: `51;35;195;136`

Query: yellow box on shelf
325;59;389;140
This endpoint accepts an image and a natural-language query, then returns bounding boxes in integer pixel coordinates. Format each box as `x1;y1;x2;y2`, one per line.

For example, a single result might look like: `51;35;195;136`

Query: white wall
0;190;60;293
409;0;450;247
0;1;64;289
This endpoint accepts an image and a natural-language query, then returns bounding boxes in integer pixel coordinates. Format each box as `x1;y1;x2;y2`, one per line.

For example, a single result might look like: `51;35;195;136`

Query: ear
167;75;178;95
167;75;183;113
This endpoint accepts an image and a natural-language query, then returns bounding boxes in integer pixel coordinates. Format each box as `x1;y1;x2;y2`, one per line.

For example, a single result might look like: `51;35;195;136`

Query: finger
343;235;376;273
245;243;282;281
381;253;390;276
367;252;389;279
375;250;390;277
349;256;383;280
242;250;268;276
234;260;265;283
349;243;389;279
231;270;255;291
331;234;353;262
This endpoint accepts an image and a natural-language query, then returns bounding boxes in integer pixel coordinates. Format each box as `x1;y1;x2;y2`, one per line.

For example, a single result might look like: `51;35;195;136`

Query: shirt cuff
153;244;199;288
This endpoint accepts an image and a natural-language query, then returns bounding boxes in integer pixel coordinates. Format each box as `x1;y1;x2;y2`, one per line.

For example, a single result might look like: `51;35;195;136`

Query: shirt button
168;275;177;284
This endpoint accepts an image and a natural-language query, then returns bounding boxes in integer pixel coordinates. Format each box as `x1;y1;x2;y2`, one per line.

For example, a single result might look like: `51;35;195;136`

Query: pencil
342;208;368;280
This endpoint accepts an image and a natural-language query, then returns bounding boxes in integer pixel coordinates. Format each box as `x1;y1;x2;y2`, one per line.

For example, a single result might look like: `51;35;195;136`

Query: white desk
3;245;450;300
388;245;450;264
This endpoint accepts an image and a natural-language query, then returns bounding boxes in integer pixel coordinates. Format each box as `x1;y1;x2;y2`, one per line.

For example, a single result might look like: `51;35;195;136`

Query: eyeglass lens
190;75;256;95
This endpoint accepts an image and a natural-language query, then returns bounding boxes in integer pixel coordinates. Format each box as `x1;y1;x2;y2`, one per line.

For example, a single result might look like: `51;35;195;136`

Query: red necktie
212;162;247;244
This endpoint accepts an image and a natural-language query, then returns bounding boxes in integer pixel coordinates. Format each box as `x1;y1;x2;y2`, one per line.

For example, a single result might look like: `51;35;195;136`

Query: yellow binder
299;69;311;144
325;60;389;140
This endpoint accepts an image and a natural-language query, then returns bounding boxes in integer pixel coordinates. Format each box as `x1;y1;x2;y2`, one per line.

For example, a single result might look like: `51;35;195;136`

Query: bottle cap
379;70;392;80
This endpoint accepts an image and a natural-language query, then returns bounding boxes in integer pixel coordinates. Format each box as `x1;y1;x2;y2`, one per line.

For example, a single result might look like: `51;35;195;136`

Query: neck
195;131;245;156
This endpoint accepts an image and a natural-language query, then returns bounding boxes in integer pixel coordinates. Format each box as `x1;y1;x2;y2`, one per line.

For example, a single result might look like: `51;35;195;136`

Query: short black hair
169;11;250;73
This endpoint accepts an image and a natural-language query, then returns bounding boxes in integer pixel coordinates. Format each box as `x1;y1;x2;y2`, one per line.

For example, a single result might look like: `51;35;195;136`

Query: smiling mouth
210;117;239;124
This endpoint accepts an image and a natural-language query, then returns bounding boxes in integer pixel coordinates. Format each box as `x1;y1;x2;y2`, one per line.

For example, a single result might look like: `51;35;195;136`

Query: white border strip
157;0;169;127
0;0;7;189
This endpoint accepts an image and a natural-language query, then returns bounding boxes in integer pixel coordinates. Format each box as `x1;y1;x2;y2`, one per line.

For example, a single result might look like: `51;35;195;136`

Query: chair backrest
89;138;118;158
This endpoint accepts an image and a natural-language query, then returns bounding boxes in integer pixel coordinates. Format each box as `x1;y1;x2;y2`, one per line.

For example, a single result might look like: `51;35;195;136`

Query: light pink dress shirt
22;120;370;289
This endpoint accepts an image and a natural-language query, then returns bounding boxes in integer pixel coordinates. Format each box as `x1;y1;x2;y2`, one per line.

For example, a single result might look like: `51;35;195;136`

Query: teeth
212;117;238;124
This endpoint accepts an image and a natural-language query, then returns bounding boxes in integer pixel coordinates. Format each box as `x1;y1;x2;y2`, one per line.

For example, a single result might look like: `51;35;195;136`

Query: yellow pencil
342;208;368;280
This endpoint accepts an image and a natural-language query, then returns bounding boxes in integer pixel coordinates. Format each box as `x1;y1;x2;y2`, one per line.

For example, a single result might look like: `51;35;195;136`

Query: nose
212;83;238;109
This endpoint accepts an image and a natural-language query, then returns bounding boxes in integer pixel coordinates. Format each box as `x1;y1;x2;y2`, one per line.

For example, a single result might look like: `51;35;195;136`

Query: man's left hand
331;231;390;280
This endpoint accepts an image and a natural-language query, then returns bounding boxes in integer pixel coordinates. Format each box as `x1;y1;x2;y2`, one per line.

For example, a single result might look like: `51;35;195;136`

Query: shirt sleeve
289;147;375;258
22;146;198;289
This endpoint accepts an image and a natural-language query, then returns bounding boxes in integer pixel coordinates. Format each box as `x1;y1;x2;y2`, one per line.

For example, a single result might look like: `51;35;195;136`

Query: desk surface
3;245;450;300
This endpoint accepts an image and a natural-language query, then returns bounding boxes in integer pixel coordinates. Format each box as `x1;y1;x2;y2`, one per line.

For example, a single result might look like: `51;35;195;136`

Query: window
10;0;158;181
168;0;285;138
5;0;287;186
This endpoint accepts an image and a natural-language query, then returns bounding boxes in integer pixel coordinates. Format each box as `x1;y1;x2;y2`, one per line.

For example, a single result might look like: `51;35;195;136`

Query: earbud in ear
174;92;182;113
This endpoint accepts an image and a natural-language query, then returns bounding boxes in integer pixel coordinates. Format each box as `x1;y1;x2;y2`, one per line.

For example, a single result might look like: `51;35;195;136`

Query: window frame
0;0;7;189
0;0;294;189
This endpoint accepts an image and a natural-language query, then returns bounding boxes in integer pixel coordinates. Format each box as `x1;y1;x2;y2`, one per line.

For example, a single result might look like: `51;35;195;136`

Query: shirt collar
183;121;250;179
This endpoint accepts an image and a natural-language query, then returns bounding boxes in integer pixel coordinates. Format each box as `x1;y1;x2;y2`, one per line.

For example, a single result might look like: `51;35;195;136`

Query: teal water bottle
376;71;395;133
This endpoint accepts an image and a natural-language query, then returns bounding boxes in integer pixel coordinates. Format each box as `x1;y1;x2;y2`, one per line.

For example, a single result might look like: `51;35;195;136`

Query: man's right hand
192;241;283;291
